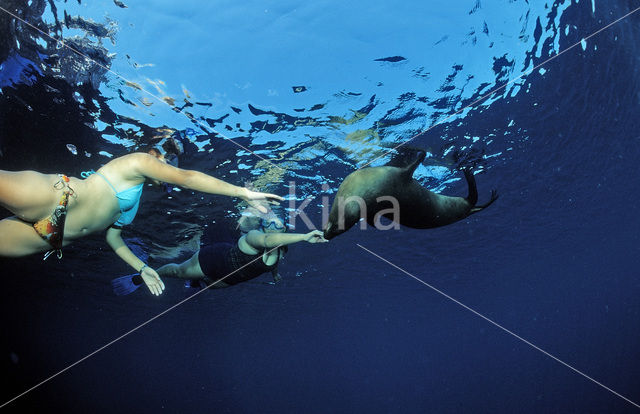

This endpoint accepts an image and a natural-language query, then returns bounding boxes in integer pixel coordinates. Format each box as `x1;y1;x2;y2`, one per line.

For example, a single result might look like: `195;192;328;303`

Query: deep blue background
1;0;640;413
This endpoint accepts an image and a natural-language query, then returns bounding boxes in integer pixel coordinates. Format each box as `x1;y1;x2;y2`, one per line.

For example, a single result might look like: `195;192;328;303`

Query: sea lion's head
323;221;338;240
323;195;367;240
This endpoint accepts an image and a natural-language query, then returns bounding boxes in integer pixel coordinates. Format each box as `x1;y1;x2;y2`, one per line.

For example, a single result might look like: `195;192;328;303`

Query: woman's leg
0;216;52;257
0;170;58;222
156;251;205;279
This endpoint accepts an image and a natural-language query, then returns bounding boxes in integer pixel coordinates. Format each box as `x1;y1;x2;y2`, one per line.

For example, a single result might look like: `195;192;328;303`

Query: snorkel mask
260;217;286;232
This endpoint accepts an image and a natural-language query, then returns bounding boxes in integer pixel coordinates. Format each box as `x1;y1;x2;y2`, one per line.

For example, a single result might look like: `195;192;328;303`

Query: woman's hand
304;230;328;243
241;188;284;213
141;266;165;296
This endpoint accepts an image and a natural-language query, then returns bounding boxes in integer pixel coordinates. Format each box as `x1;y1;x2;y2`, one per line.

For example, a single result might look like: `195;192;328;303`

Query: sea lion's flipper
401;150;426;179
469;189;499;214
463;168;478;206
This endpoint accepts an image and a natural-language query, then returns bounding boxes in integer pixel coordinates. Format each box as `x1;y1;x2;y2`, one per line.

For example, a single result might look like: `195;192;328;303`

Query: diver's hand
141;266;165;296
305;230;328;243
241;188;284;214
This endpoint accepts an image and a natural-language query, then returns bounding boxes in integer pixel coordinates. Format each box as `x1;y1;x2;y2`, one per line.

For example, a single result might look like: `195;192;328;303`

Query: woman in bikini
0;137;283;295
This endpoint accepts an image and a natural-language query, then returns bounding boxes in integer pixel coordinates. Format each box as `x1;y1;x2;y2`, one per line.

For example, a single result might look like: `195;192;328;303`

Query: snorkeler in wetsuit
110;211;327;295
0;132;284;296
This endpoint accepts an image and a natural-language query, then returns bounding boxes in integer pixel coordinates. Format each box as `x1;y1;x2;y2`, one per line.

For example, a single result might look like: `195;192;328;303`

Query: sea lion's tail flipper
401;150;426;179
463;168;478;206
469;189;499;214
463;168;498;214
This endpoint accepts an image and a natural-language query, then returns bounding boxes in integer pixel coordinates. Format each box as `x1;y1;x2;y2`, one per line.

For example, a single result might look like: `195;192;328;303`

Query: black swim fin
111;274;144;296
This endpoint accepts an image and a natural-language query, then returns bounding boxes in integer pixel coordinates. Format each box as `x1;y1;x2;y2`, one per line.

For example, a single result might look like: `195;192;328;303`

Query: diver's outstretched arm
245;230;327;250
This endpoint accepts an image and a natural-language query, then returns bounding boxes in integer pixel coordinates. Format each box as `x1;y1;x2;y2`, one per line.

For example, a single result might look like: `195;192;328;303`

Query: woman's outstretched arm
130;153;283;212
105;227;165;296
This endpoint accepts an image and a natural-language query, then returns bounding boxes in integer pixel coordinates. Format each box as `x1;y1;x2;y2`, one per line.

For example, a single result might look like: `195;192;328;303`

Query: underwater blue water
1;0;639;412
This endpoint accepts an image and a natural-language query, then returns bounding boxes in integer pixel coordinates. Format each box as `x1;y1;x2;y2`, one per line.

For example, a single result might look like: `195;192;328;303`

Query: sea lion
323;150;498;239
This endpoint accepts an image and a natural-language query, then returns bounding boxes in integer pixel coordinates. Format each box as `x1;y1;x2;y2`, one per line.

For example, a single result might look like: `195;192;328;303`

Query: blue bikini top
92;171;144;228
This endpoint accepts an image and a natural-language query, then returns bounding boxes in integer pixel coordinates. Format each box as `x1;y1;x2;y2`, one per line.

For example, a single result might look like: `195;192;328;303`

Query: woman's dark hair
137;130;184;156
158;136;183;156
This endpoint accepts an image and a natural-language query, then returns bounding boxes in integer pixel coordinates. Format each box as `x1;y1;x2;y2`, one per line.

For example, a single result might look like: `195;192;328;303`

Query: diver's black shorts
197;242;234;281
